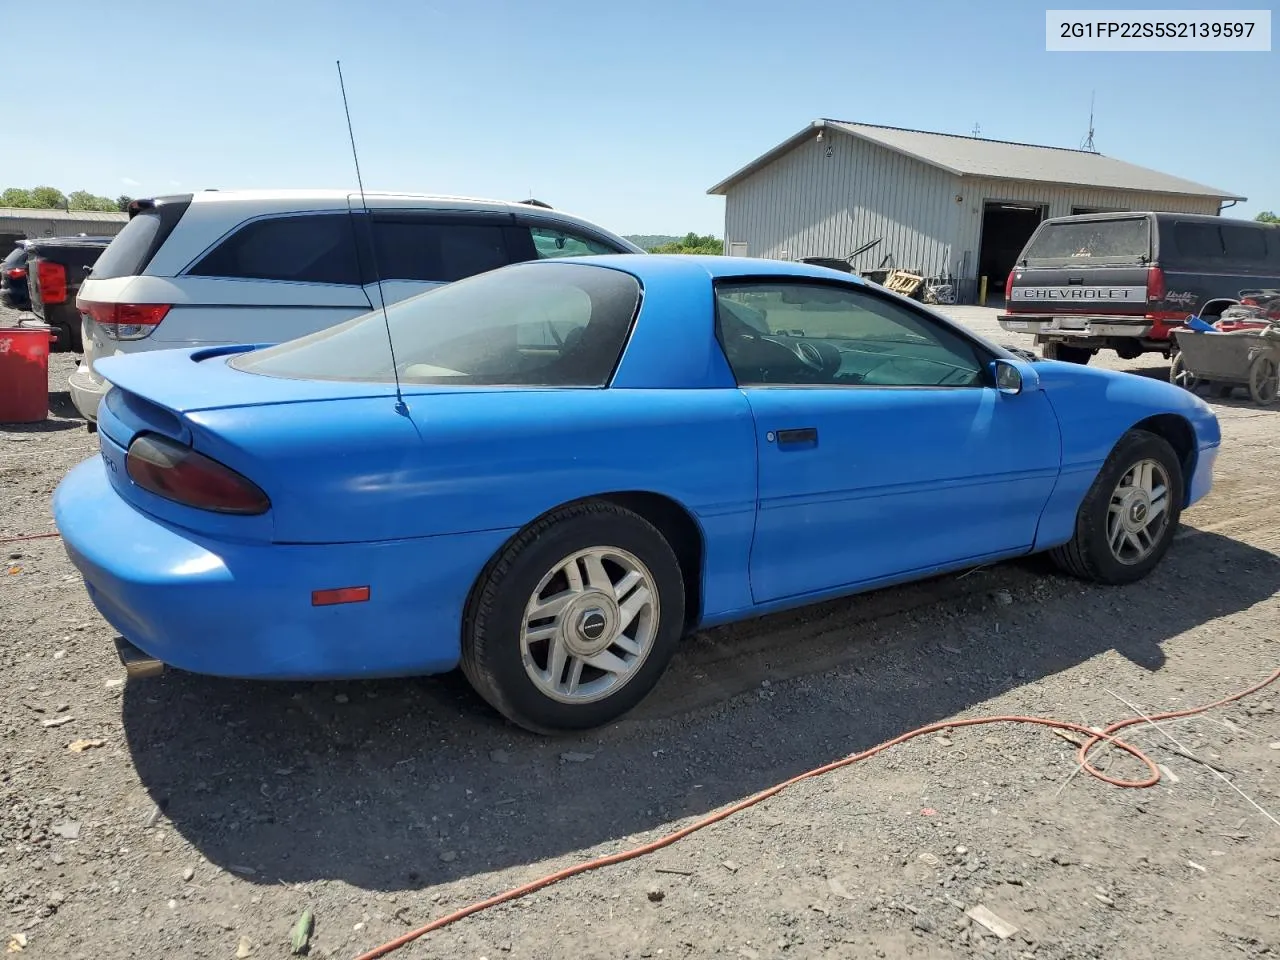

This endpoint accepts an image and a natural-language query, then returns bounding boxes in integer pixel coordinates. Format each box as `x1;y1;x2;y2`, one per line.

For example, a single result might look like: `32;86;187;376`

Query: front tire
1051;430;1184;585
461;501;685;734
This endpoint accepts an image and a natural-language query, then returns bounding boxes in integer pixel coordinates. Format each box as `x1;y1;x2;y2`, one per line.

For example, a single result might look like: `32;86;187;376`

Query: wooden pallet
884;270;924;298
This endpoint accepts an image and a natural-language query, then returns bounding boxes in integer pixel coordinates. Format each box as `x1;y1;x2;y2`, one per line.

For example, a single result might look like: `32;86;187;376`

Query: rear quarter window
1220;224;1268;262
189;213;362;285
1023;218;1151;262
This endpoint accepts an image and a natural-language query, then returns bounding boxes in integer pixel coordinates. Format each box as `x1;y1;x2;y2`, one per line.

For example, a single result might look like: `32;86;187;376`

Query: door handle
773;427;818;447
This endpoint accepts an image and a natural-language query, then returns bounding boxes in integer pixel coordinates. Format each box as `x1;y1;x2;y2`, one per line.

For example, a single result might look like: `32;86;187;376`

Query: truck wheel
461;500;685;734
1042;342;1092;364
1050;430;1184;586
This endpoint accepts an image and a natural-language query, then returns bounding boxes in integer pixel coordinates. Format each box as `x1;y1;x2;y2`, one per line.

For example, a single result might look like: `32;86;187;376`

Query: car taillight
1146;265;1165;303
37;261;67;303
5;267;24;279
1241;297;1257;306
125;433;270;515
1005;268;1015;297
77;300;170;341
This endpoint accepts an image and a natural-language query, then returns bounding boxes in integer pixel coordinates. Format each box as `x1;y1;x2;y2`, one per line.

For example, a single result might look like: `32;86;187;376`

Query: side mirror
991;358;1039;395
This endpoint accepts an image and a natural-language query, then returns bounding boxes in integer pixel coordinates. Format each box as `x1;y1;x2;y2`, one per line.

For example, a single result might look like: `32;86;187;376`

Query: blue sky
7;0;1276;235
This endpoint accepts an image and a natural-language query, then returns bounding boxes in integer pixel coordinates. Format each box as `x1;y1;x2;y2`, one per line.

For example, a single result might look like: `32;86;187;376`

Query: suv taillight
78;300;171;341
37;261;67;303
1146;265;1165;303
126;434;270;515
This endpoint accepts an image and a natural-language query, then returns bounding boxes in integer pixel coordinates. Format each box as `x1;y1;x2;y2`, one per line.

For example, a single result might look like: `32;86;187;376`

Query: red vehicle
1000;212;1280;364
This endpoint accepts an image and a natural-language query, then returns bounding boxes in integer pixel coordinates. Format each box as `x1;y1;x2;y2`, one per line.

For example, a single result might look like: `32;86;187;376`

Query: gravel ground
3;304;1279;960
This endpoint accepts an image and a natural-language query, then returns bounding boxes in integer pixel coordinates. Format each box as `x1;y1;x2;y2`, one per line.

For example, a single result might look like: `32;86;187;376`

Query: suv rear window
1022;218;1151;262
90;212;163;279
231;262;640;387
190;214;362;285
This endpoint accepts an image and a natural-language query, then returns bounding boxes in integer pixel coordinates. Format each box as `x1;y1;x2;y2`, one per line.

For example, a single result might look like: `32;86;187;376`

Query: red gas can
0;328;52;423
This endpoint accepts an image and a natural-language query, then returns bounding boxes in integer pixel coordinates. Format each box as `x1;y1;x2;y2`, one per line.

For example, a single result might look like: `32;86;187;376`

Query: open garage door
978;202;1046;302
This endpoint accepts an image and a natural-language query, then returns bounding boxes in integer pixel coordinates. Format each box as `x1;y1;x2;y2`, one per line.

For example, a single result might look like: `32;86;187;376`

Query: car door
714;279;1062;605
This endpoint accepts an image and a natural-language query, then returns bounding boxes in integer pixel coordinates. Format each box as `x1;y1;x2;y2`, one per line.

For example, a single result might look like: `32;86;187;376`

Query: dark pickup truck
25;236;113;353
999;212;1280;364
1;240;34;310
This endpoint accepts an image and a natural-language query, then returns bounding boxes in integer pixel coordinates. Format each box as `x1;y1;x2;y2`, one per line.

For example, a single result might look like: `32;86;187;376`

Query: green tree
648;232;724;255
1;187;36;208
1256;211;1279;224
68;190;120;212
116;195;134;212
30;186;68;209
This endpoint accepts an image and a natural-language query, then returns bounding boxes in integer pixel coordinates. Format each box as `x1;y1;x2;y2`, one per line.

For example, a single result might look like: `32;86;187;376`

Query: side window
1173;222;1225;260
372;218;511;282
189;214;362;284
1220;224;1268;262
529;225;621;259
715;282;987;388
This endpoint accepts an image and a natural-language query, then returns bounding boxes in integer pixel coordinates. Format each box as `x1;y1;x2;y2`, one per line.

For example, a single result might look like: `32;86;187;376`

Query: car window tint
1173;222;1225;259
1220;224;1267;261
230;262;640;387
189;214;362;284
90;211;163;279
529;226;621;259
373;219;511;282
715;282;986;388
2;246;26;269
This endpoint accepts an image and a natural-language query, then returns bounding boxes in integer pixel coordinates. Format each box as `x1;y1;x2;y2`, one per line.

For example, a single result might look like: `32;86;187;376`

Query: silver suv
70;190;643;424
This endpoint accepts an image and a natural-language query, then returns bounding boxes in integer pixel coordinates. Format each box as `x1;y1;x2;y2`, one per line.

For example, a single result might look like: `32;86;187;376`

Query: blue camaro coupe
54;255;1220;732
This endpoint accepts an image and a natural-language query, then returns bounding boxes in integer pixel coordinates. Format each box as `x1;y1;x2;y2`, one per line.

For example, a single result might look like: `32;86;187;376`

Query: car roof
537;253;869;285
180;189;603;221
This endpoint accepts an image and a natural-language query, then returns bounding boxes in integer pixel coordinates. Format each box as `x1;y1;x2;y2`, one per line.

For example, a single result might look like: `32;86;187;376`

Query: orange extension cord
5;530;1275;958
353;666;1280;960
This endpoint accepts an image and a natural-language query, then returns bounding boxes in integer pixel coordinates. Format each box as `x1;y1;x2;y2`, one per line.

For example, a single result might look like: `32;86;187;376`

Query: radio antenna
336;59;407;416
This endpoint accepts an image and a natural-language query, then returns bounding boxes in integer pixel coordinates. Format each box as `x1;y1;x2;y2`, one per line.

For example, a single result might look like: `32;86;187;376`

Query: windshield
1022;217;1151;263
230;262;642;387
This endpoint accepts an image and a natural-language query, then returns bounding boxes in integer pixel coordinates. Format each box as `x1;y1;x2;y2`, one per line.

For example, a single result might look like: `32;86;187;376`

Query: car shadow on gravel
120;528;1280;893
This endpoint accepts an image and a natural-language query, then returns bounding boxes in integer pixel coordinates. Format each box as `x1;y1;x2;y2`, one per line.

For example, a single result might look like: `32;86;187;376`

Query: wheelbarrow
1170;326;1280;405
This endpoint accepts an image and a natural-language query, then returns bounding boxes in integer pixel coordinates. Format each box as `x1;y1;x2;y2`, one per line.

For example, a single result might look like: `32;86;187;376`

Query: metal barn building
708;120;1245;302
0;207;128;254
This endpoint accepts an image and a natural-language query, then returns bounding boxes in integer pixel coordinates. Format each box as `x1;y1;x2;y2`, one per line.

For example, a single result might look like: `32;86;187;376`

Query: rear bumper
998;315;1154;339
52;457;514;680
68;363;108;422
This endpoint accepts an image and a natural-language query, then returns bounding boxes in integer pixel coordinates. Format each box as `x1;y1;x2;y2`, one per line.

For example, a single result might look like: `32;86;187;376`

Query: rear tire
1050;430;1184;586
1042;341;1093;364
461;500;685;734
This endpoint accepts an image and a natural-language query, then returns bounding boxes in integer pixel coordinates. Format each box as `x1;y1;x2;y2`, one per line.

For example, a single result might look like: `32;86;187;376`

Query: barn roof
707;120;1244;201
0;207;129;222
